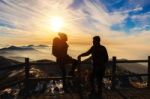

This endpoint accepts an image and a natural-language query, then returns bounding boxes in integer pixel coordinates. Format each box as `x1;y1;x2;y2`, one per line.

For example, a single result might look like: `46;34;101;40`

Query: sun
50;16;64;32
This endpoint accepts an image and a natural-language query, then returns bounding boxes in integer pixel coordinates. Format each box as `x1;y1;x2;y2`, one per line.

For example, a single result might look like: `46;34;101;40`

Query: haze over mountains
0;44;91;62
0;45;52;62
0;44;148;75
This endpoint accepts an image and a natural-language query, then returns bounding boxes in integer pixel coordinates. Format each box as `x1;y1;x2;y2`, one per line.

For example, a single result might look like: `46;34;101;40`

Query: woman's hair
58;32;67;41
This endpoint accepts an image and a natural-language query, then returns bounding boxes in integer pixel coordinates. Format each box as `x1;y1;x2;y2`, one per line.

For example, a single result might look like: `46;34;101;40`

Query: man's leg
97;75;103;97
97;69;105;98
88;71;97;99
89;71;96;94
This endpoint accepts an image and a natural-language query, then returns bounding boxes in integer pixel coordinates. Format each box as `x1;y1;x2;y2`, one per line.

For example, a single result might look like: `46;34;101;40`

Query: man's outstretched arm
78;47;92;61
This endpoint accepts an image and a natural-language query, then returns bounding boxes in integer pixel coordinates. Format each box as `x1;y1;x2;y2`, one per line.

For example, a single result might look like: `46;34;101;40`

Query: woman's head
58;32;68;41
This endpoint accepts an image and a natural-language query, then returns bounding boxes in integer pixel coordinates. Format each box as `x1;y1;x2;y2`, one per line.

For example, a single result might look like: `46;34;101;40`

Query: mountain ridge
0;44;49;51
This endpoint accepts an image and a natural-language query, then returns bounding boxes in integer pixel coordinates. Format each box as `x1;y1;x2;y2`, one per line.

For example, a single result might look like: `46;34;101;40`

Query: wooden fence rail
111;56;150;89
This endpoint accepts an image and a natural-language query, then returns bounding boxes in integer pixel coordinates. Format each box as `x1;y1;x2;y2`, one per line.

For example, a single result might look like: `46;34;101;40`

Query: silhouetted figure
52;33;77;92
78;36;108;98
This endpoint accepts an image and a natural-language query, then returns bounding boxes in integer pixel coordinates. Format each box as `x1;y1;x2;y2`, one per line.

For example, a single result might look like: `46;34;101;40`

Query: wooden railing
111;56;150;89
0;56;150;99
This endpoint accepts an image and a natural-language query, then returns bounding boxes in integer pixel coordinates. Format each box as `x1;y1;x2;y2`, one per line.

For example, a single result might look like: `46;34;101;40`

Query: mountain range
0;46;35;51
0;45;49;51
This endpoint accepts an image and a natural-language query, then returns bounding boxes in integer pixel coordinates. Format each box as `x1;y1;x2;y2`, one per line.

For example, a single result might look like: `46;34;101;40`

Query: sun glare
50;16;64;32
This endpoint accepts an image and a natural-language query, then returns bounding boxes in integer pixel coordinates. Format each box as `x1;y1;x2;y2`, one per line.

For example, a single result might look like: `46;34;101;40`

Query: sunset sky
0;0;150;59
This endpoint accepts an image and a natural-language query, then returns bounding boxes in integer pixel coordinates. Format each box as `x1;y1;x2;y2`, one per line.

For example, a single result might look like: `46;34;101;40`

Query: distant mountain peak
22;44;49;48
27;44;34;47
37;45;49;47
0;45;35;51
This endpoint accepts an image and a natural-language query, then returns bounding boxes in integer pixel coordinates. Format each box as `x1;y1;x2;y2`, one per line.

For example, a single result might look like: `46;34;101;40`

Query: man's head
93;36;101;46
58;32;68;41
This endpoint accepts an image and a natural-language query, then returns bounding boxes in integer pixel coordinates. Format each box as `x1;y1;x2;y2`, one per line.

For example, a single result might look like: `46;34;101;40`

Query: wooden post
148;56;150;88
24;58;30;99
112;56;116;90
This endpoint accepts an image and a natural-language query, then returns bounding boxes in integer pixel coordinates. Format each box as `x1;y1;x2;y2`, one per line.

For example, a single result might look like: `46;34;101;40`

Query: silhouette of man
78;36;108;98
52;33;77;92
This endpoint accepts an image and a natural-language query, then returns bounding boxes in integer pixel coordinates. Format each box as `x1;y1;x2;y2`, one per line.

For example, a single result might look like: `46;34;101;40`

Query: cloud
132;7;143;12
131;12;150;21
0;0;128;35
0;0;150;59
82;0;128;26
